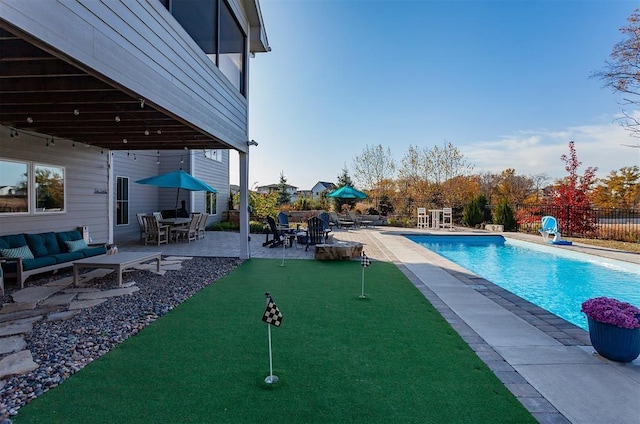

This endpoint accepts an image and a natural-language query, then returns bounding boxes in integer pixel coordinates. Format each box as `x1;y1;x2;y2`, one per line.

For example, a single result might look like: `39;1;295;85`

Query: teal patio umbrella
327;186;367;199
136;170;217;213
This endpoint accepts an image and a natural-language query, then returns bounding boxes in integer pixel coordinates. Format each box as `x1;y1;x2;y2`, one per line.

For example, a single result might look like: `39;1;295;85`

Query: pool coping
370;229;639;424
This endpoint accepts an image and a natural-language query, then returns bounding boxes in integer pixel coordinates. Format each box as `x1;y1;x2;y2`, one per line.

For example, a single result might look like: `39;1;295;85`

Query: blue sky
235;0;640;190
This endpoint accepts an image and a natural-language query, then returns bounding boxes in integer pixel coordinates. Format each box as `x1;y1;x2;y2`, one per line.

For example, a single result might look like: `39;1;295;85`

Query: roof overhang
0;1;254;152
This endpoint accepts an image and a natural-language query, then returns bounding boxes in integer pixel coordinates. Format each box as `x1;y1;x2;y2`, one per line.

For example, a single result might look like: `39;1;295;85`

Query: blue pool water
406;235;640;330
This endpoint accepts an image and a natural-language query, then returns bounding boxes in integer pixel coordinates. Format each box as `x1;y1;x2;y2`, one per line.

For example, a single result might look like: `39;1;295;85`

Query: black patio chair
263;216;284;248
305;216;327;251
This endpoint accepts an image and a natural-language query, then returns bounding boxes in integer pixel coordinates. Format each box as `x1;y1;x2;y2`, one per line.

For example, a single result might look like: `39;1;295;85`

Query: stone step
0;350;38;379
0;336;26;355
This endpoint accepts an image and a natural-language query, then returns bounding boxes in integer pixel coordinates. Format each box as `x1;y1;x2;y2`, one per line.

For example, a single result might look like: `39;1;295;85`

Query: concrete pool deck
118;228;640;423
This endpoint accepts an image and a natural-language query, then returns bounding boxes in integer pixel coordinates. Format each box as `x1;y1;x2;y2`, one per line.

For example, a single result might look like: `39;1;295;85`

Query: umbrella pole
175;188;180;217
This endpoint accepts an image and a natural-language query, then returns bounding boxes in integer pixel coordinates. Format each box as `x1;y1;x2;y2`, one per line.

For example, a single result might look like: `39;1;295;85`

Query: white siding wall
111;150;159;243
0;127;110;242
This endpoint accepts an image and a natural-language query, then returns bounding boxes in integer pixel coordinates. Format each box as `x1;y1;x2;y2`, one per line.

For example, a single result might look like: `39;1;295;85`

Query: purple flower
581;297;640;329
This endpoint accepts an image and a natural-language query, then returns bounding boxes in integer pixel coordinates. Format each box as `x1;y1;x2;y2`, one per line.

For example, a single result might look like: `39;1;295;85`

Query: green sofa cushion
82;246;107;257
26;232;61;257
51;252;84;264
56;230;82;252
0;245;35;260
21;256;57;271
65;239;88;253
0;234;27;250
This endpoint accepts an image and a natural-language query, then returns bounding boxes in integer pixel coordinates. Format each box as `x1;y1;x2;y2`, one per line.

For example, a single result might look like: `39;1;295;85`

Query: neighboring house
311;181;336;199
256;183;298;203
0;0;270;259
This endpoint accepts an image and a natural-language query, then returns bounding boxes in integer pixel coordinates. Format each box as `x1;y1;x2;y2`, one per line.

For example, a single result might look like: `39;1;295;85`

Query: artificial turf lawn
15;259;536;423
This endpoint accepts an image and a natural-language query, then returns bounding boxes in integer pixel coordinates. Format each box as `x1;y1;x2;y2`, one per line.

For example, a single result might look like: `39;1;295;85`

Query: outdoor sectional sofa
0;228;107;293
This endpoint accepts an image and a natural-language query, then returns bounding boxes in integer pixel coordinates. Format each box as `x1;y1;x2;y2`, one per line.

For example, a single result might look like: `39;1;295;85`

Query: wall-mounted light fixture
247;140;259;147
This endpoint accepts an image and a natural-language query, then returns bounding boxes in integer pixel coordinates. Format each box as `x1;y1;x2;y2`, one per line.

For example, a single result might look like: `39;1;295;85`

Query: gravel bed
0;256;242;422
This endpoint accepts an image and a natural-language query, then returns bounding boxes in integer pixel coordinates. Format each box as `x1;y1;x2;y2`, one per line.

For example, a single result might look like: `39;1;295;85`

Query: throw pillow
0;245;35;260
65;239;88;253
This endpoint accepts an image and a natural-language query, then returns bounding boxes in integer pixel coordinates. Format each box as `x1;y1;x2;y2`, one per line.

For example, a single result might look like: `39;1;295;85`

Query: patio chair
538;215;564;243
136;213;148;242
305;216;327;251
196;212;209;240
346;211;362;228
328;211;355;229
142;215;169;246
172;213;200;243
152;212;163;221
263;216;285;248
277;212;292;231
417;207;428;228
318;212;333;233
441;207;453;229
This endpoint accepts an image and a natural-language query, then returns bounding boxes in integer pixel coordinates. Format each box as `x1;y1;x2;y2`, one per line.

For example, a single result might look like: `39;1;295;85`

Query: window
116;176;129;225
0;159;28;214
204;149;222;162
166;0;246;94
34;164;65;212
219;0;245;93
206;192;217;215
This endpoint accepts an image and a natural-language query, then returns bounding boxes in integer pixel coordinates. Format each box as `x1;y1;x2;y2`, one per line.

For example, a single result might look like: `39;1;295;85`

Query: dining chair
196;212;209;239
172;213;200;243
142;215;169;246
136;213;148;242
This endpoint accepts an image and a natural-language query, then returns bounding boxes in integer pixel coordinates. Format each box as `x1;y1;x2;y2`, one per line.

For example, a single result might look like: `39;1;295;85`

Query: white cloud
464;120;639;180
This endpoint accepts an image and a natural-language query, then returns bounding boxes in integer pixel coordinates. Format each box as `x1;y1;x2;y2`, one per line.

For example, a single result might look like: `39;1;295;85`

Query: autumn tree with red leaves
550;141;598;235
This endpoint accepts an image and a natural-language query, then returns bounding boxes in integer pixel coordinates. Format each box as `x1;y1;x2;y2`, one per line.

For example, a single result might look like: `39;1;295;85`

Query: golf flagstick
262;293;283;384
360;251;371;298
281;235;286;266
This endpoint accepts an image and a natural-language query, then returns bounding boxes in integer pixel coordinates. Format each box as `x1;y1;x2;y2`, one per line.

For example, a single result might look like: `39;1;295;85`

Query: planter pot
587;317;640;362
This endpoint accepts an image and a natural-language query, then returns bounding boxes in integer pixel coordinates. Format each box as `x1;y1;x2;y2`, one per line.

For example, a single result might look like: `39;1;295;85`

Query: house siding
0;0;250;151
0;128;110;242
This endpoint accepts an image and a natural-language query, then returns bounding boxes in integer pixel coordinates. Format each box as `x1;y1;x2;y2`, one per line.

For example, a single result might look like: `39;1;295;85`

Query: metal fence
514;205;640;243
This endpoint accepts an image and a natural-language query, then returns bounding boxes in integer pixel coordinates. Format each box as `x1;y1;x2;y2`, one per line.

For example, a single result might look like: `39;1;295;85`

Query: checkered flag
262;293;283;327
361;251;371;268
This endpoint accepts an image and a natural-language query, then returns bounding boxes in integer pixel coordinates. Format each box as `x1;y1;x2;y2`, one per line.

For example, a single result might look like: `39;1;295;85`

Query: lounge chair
328;211;355;229
538;215;572;245
346;211;362;228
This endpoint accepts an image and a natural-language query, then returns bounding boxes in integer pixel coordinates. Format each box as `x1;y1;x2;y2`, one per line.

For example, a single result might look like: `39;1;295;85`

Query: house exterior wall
0;127;110;242
0;0;252;152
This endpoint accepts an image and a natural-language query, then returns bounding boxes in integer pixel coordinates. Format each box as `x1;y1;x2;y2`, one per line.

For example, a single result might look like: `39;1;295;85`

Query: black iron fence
515;205;640;243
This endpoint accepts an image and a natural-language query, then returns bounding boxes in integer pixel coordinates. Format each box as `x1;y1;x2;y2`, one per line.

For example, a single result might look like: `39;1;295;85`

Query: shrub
463;195;487;227
493;200;517;231
208;221;239;232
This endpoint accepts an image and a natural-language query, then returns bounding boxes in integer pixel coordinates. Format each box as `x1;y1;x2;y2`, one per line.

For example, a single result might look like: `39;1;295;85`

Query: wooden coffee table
73;252;162;286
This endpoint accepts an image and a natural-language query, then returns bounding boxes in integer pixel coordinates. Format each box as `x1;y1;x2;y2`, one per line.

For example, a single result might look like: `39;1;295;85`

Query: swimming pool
406;235;640;331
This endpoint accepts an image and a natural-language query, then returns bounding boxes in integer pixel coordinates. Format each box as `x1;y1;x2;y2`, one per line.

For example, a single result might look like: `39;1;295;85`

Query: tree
463;195;488;228
426;141;474;184
334;167;356;212
591;166;640;208
276;172;291;205
494;168;535;205
595;8;640;143
550;141;598;235
352;144;396;208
